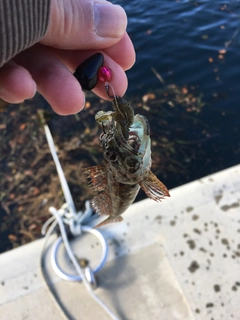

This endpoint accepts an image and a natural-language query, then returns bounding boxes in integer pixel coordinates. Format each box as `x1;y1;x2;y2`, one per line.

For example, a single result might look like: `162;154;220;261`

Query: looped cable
51;224;108;283
58;202;92;236
40;123;121;320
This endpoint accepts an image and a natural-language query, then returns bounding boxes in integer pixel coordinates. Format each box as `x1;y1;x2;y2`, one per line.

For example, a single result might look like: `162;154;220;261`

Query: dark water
115;0;240;185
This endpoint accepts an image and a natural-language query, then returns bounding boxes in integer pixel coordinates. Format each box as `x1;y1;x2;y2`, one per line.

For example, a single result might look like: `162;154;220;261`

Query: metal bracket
51;226;108;286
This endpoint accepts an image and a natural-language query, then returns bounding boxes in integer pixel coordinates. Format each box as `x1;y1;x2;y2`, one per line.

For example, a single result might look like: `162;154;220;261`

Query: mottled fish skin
84;96;170;228
85;165;140;228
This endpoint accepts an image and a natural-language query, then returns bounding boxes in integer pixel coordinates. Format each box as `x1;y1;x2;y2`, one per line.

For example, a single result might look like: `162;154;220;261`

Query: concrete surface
0;164;240;320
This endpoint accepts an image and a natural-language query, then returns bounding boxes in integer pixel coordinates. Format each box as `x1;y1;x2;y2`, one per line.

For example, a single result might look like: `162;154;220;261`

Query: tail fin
94;215;123;229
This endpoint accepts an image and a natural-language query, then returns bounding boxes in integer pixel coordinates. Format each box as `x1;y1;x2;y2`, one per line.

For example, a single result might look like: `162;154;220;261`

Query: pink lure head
98;66;112;82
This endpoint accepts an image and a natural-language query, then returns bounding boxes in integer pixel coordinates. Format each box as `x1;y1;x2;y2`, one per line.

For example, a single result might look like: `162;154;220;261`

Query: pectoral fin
94;215;123;229
139;170;170;202
83;165;107;192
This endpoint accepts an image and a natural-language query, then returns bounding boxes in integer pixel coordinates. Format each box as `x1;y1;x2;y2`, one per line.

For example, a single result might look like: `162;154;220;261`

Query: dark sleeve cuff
0;0;51;67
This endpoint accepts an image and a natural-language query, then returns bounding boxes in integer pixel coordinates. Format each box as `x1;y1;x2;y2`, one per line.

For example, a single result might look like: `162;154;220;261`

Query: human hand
0;0;135;115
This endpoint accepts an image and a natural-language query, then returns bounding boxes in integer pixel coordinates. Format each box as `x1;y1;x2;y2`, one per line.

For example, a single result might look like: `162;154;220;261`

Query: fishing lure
74;54;169;228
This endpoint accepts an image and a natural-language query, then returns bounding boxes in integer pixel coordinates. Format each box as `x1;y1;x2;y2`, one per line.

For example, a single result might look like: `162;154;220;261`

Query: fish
84;96;170;228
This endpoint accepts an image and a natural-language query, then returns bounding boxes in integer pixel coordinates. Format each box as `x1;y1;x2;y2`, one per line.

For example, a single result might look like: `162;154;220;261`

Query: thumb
41;0;127;49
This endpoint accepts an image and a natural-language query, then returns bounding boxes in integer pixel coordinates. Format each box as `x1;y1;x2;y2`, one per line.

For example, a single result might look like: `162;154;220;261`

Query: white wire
41;216;56;236
40;219;69;320
43;123;121;320
49;207;121;320
44;125;76;215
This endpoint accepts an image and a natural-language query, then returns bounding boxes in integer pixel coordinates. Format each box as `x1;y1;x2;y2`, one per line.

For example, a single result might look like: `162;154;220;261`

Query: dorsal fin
139;170;170;202
83;165;107;192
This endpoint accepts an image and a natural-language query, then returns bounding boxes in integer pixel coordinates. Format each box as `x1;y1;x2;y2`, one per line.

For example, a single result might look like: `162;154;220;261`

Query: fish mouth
102;114;150;158
128;131;141;152
127;114;150;154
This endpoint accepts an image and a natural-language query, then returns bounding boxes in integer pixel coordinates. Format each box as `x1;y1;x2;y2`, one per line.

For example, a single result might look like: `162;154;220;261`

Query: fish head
99;113;152;184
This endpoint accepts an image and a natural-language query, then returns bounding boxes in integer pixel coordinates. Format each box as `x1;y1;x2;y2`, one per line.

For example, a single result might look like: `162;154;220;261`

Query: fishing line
105;82;125;119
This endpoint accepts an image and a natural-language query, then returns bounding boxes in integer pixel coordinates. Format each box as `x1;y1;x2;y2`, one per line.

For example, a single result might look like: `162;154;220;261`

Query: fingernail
94;3;127;38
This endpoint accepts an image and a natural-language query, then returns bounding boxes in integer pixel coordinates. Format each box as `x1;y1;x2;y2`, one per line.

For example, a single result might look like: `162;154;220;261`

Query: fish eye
105;151;118;162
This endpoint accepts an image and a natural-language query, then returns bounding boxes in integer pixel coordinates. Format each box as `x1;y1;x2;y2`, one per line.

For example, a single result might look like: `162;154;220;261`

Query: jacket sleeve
0;0;51;67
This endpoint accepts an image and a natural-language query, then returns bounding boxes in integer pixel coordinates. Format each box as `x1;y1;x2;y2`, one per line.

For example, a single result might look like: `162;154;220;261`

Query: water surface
116;0;240;185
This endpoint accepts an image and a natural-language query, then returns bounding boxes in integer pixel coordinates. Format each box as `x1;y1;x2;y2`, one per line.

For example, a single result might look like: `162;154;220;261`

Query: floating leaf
85;101;91;109
8;234;17;241
0;124;6;130
19;123;26;131
84;127;91;135
28;224;37;231
142;93;156;102
218;49;226;54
